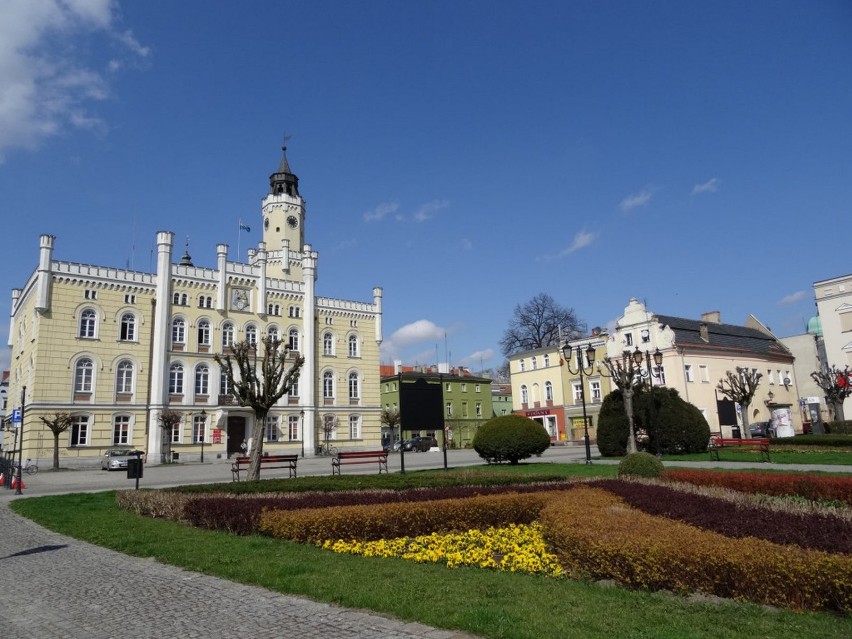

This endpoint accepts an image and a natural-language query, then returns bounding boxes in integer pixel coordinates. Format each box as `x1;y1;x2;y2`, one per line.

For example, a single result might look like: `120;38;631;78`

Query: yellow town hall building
5;146;383;466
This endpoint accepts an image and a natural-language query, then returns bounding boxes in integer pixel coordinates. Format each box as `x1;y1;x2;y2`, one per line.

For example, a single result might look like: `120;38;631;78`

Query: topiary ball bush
472;415;550;464
617;451;664;478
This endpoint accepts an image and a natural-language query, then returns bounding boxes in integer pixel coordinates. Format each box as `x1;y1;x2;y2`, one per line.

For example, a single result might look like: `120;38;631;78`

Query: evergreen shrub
617;452;664;478
472;415;550;464
825;420;852;435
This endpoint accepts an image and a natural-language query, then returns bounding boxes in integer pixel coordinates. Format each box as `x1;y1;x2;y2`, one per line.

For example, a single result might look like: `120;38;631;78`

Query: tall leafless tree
599;352;645;454
500;293;584;357
380;407;401;447
811;365;851;422
157;408;183;463
717;367;762;439
214;336;304;480
39;412;73;470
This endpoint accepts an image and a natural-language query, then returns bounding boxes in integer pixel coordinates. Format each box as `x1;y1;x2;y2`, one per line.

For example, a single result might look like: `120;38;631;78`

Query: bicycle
316;442;338;457
12;458;38;475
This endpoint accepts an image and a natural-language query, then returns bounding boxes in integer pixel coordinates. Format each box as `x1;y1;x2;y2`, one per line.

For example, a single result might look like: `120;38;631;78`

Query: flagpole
237;218;241;261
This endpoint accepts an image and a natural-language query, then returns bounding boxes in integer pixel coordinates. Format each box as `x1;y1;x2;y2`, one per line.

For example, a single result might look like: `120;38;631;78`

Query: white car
101;448;142;471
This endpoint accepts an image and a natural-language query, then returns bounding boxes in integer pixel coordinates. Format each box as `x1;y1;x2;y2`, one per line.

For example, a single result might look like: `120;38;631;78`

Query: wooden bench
709;434;770;462
231;454;298;481
331;450;388;476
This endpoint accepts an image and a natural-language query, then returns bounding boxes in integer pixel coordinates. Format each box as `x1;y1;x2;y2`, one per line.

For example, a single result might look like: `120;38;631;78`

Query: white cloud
619;188;654;212
459;348;495;366
692;178;720;195
412;199;449;223
778;290;807;306
380;319;446;362
0;0;148;161
537;229;596;262
363;201;399;222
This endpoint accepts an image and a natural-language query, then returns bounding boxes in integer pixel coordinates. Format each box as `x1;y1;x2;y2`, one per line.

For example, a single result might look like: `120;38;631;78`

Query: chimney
701;311;721;324
699;322;709;343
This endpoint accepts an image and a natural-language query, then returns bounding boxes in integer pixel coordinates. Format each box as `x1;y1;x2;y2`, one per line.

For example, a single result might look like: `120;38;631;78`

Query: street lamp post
299;410;305;458
634;347;663;455
199;408;207;463
562;343;597;464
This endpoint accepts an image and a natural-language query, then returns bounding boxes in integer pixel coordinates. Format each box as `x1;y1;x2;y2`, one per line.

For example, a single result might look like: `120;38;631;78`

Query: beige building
5;146;383;466
509;333;612;443
606;298;801;437
813;273;852;420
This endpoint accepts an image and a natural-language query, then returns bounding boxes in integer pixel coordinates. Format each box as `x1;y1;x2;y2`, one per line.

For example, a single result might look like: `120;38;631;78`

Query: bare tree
214;336;304;480
811;365;851;422
157;408;183;463
500;293;584;357
599;352;645;454
39;412;73;470
717;368;763;439
380;407;401;447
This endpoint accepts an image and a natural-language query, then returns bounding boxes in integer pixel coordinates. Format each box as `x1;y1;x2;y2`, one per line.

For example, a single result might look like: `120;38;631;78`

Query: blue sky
2;0;852;376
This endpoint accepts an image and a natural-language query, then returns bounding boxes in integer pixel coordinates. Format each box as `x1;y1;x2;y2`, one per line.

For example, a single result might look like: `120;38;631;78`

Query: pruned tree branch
717;367;762;439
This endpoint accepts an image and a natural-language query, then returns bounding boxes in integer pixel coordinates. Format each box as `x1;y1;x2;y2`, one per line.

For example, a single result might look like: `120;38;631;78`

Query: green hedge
771;434;852;448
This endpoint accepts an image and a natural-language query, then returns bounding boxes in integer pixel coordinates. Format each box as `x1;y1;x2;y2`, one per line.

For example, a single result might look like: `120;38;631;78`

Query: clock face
287;215;299;229
232;289;249;311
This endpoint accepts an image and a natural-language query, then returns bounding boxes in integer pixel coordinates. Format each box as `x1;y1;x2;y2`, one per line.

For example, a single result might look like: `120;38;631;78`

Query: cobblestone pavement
0;501;476;638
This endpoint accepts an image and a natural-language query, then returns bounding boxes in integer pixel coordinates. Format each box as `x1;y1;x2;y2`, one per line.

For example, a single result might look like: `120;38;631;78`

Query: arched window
171;318;186;345
348;371;360;400
115;360;134;394
545;381;553;402
543;354;550;367
323;371;334;399
520;384;529;405
348;334;359;358
519;359;526;372
169;362;184;395
288;328;300;352
120;313;136;341
323;332;334;356
197;319;211;347
531;356;537;370
532;383;540;403
222;322;234;349
79;309;97;338
267;325;279;342
195;364;209;396
245;324;258;347
74;358;94;393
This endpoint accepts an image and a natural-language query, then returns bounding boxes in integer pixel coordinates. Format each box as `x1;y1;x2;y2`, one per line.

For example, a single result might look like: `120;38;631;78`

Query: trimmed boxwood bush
598;386;710;456
473;415;550;464
825;420;852;435
617;452;664;478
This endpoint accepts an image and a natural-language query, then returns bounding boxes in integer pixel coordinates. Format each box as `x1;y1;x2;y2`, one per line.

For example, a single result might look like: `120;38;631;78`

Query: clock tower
261;143;305;254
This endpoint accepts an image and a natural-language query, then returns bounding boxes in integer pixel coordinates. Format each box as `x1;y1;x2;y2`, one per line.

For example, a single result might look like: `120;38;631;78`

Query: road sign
11;408;22;424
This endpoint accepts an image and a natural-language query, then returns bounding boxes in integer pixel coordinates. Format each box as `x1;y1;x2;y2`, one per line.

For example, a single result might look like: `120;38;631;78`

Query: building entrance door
227;416;246;457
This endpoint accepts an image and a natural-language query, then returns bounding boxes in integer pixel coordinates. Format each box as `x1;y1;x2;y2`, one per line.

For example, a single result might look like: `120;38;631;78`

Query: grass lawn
10;465;852;639
659;450;852;465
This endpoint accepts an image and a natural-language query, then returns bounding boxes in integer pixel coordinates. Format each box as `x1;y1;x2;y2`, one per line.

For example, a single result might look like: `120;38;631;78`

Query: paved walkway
1;446;848;637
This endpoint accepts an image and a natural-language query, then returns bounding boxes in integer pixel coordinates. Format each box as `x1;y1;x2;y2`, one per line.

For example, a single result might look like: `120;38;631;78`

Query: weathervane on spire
282;132;292;152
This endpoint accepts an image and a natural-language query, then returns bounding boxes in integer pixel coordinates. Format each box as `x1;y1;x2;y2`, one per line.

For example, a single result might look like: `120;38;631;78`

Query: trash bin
127;457;143;479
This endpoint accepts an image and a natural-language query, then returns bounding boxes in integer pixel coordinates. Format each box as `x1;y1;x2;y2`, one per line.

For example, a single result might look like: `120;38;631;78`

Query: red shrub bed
184;481;579;535
588;479;852;554
663;469;852;505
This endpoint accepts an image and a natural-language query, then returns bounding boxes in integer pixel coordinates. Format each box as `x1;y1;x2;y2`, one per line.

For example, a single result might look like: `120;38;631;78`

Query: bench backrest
337;450;386;459
233;455;298;464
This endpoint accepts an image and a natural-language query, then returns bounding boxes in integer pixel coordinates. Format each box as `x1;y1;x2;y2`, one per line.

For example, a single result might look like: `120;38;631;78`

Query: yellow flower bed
320;522;564;577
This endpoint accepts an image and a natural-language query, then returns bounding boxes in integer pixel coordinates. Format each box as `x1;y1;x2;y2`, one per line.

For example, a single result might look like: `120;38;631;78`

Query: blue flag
239;222;251;232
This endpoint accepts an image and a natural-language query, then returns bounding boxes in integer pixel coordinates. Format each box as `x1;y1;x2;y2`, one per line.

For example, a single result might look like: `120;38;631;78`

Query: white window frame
113;415;130;445
74;358;94;393
684;364;694;383
222;322;234;349
349;414;361;440
79;309;97;338
71;415;89;446
172;317;186;345
323;371;334;399
265;415;279;442
169;363;184;395
348;334;359;358
115;360;134;394
197;319;211;347
195;364;210;396
288;415;300;441
348;372;360;400
192;415;207;444
120;313;136;341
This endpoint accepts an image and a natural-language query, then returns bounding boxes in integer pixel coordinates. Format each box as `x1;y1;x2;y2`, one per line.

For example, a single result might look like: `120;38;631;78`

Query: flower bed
541;487;852;613
321;522;564;576
663;469;852;505
588;479;852;554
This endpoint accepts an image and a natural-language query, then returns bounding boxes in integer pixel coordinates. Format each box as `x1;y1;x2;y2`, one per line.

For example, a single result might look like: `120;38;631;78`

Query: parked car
402;436;437;452
101;447;143;471
749;421;771;438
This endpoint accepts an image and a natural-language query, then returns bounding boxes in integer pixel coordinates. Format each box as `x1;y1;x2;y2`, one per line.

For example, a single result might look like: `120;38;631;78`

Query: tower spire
269;135;299;196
